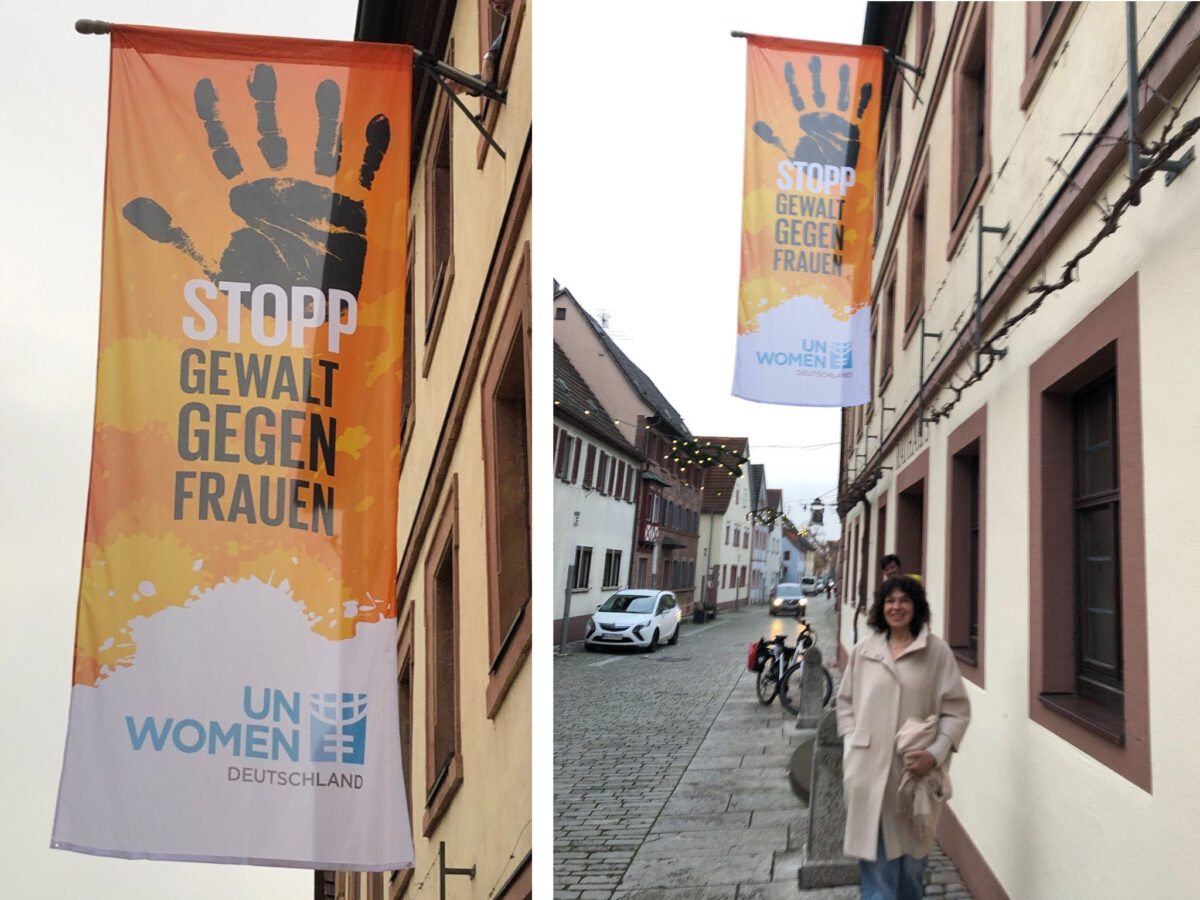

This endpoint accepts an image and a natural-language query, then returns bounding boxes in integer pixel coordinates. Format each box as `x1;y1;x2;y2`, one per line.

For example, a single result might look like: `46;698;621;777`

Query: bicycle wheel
755;663;779;705
779;660;834;716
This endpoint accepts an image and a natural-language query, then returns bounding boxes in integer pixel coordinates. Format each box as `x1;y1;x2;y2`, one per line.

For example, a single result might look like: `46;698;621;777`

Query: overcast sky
1;3;356;896
538;1;867;539
4;2;870;894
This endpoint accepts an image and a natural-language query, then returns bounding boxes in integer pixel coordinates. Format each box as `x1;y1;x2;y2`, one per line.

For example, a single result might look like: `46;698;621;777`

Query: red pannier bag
748;638;768;672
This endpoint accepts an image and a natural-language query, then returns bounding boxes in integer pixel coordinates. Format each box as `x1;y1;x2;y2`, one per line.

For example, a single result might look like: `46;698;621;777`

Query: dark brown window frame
1020;2;1079;110
945;405;986;686
1028;274;1149;791
474;0;526;168
879;256;898;392
895;449;929;579
947;3;992;259
423;69;455;376
389;612;416;899
911;2;935;107
903;156;930;348
423;475;462;834
480;249;531;718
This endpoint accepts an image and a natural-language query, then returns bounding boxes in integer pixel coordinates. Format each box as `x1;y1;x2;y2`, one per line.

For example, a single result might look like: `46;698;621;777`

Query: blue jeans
859;829;927;900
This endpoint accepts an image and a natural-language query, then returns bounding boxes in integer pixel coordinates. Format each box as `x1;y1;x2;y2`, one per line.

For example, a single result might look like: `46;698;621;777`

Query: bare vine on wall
924;76;1200;424
838;76;1200;517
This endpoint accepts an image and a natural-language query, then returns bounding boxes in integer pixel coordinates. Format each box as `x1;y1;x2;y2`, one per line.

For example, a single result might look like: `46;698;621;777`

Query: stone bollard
794;644;829;729
798;709;859;888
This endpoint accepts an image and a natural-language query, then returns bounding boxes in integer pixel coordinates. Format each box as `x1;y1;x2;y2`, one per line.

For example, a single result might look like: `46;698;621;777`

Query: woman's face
884;587;914;633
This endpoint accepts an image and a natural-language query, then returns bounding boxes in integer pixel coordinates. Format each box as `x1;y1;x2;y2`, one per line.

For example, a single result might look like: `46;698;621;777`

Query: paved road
553;596;833;898
554;593;972;899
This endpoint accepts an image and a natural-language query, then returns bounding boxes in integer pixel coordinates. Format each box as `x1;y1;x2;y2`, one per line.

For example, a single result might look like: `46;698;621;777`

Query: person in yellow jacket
880;554;922;584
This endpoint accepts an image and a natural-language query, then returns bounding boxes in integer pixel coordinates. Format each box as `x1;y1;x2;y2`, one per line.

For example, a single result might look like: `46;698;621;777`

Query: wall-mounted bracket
975;206;1010;374
918;319;943;437
884;47;925;79
439;841;476;900
1126;3;1192;201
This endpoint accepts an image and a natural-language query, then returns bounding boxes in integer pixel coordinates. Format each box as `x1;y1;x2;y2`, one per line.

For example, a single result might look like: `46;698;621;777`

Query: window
389;619;416;897
740;566;747;587
725;524;730;544
783;550;790;561
949;4;991;250
637;557;647;589
571;546;592;590
887;81;902;191
554;429;571;480
582;444;596;489
401;228;416;453
1021;3;1077;109
896;450;928;580
570;437;582;483
481;270;531;716
914;2;934;80
597;452;609;495
424;86;454;363
946;407;986;683
602;550;622;589
1072;376;1122;709
423;480;461;832
554;306;566;320
905;160;928;342
721;566;727;589
881;265;896;388
473;0;525;168
1029;275;1147;790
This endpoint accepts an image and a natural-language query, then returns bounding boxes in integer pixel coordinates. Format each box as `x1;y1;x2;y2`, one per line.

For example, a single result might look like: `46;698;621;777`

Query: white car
584;590;681;652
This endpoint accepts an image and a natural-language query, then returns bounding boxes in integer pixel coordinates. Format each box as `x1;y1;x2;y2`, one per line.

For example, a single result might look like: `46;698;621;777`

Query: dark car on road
769;582;807;617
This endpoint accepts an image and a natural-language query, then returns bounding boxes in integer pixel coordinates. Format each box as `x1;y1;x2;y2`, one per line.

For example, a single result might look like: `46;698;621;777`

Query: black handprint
754;56;873;168
122;64;390;307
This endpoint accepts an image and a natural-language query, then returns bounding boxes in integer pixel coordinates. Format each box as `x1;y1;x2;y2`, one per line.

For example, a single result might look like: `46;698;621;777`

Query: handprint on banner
122;64;390;306
753;56;873;168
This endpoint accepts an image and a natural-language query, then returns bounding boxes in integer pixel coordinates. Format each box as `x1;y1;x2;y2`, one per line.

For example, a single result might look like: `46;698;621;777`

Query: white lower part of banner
52;577;414;870
732;293;871;407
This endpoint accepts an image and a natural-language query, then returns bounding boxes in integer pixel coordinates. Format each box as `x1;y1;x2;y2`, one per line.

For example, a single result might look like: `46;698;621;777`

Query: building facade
693;437;755;611
554;285;702;614
329;1;532;897
552;344;642;643
837;3;1200;896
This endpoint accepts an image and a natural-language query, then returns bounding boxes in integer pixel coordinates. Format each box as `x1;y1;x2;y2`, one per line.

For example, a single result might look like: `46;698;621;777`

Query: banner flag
732;35;882;407
52;25;414;870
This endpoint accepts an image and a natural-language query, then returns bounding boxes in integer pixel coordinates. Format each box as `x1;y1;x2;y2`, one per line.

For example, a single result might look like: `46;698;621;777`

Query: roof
695;436;750;513
766;488;783;513
750;464;765;509
553;343;639;456
555;284;692;439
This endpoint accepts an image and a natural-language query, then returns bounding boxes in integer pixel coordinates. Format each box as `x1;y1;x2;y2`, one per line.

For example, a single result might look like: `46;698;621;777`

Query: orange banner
733;35;882;407
54;25;414;869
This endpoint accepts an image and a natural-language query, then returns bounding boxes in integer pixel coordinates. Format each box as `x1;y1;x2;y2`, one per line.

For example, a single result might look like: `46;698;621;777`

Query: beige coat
835;626;969;860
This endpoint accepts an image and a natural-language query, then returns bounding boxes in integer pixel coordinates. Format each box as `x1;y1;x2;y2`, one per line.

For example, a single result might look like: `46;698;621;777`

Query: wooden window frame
1020;2;1078;110
571;546;592;591
474;0;526;168
423;477;462;834
896;449;929;580
912;2;935;106
1028;275;1149;790
903;157;929;348
480;252;531;717
945;405;986;686
423;74;455;375
879;258;897;392
947;3;992;259
389;614;416;899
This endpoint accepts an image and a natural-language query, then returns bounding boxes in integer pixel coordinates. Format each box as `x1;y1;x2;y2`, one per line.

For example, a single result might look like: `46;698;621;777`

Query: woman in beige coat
835;575;970;900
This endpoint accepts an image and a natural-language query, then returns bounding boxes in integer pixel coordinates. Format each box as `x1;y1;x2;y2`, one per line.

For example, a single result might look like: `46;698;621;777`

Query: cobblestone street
554;593;973;899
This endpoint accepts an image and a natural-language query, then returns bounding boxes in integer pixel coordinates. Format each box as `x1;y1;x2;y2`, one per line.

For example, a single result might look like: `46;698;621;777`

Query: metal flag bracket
1125;2;1193;202
439;841;476;899
918;319;942;436
76;19;508;159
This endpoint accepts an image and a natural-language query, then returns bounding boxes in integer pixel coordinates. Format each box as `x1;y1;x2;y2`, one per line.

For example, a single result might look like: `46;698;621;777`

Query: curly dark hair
867;575;929;636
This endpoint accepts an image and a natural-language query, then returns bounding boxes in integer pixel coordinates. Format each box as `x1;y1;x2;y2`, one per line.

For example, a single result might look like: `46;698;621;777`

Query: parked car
769;582;807;617
800;575;819;595
584;590;681;652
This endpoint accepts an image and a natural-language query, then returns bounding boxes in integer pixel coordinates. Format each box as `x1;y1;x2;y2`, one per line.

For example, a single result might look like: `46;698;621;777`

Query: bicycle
753;622;833;715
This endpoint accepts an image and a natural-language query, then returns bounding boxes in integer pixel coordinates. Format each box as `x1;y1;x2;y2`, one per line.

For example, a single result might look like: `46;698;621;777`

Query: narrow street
554;592;971;899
